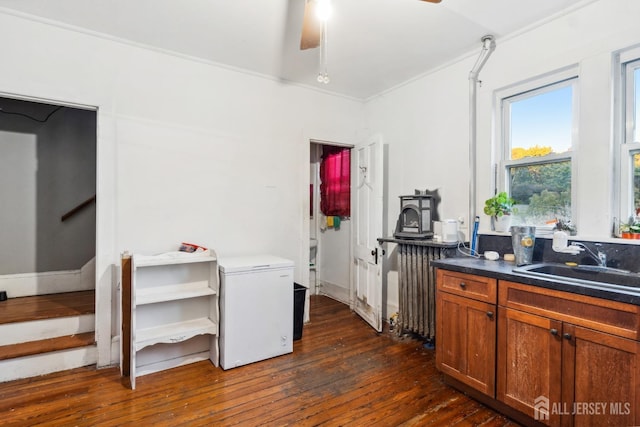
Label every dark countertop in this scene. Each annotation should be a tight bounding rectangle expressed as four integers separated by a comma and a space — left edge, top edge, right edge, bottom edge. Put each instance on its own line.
432, 257, 640, 306
377, 237, 459, 248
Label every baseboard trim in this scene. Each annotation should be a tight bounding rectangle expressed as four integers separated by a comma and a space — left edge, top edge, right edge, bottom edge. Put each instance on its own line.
0, 258, 95, 298
317, 280, 350, 305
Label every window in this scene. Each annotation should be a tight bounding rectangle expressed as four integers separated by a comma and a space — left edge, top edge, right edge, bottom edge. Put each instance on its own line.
498, 70, 578, 227
619, 53, 640, 220
634, 152, 640, 210
319, 146, 350, 217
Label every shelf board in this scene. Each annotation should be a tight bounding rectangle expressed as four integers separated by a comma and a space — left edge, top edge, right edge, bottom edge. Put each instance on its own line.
136, 351, 211, 378
135, 317, 217, 351
134, 254, 216, 267
136, 282, 216, 305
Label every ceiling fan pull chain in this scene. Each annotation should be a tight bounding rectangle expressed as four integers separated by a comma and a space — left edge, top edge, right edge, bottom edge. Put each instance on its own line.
317, 20, 330, 84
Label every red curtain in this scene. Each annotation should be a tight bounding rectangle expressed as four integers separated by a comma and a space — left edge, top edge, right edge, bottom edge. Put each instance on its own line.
320, 146, 351, 217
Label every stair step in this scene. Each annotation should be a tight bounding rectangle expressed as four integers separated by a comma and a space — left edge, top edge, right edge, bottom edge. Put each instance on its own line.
0, 345, 97, 383
0, 332, 95, 361
0, 290, 95, 325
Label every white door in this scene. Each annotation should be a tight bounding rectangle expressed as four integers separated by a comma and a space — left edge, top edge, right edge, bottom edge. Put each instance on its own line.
352, 135, 384, 331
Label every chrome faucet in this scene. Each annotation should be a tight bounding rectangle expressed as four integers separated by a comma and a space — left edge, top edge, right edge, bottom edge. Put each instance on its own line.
572, 242, 606, 268
595, 243, 607, 268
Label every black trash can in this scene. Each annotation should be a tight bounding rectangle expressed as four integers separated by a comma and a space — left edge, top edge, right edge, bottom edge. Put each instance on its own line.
293, 283, 307, 340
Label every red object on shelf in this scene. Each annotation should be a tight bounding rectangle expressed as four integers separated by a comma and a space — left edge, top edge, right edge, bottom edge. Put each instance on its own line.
179, 242, 208, 252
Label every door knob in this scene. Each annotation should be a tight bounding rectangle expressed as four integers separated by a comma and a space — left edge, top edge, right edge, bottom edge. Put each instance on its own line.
550, 328, 558, 336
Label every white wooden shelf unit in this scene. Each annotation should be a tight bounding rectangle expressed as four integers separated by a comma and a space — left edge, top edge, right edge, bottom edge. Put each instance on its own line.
129, 251, 219, 389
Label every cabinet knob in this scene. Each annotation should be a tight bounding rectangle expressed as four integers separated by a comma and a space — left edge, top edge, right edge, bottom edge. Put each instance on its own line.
563, 333, 572, 340
550, 328, 558, 336
459, 282, 467, 289
486, 311, 494, 319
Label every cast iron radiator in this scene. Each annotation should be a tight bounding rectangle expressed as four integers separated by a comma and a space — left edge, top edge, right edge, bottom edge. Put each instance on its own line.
396, 242, 455, 339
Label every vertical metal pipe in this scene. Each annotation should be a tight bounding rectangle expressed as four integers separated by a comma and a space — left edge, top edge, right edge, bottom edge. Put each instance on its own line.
397, 244, 407, 336
469, 35, 496, 228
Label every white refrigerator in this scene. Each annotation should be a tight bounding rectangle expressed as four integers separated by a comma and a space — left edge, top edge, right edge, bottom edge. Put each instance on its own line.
218, 255, 294, 370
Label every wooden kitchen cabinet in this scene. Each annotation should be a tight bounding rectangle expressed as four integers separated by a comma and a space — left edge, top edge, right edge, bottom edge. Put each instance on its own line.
436, 270, 497, 396
562, 323, 639, 427
498, 280, 640, 426
497, 307, 562, 425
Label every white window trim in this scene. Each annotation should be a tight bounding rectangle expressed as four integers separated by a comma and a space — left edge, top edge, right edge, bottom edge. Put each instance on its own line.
615, 45, 640, 222
493, 65, 579, 224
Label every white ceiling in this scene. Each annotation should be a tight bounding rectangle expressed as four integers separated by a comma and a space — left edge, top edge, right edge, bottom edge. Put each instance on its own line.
0, 0, 594, 99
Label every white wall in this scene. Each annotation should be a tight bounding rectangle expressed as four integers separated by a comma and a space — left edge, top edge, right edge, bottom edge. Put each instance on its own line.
318, 219, 351, 302
0, 131, 37, 274
3, 0, 634, 360
0, 11, 364, 366
365, 0, 640, 315
36, 107, 96, 273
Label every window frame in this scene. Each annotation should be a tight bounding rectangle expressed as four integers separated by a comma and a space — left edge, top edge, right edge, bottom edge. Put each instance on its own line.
617, 47, 640, 221
494, 66, 579, 226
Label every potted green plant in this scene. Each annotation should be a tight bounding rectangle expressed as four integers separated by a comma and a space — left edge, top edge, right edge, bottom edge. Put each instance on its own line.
629, 219, 640, 239
555, 218, 577, 236
620, 222, 631, 239
620, 210, 640, 239
484, 191, 516, 232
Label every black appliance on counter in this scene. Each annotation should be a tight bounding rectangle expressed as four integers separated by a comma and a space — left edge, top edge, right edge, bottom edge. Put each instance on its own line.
394, 190, 438, 239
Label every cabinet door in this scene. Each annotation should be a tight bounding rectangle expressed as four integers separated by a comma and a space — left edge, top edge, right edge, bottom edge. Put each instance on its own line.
562, 323, 639, 427
497, 308, 562, 426
436, 290, 496, 396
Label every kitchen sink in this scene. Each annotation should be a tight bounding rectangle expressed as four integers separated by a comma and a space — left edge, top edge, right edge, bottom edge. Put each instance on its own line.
513, 262, 640, 290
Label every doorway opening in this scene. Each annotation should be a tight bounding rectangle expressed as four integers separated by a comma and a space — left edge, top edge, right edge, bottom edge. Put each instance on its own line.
309, 141, 352, 304
0, 95, 97, 297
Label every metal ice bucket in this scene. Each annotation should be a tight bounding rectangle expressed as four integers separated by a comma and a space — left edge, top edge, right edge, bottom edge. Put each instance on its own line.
510, 226, 536, 266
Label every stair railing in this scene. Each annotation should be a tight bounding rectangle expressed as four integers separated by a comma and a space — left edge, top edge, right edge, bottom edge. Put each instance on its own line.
61, 195, 96, 222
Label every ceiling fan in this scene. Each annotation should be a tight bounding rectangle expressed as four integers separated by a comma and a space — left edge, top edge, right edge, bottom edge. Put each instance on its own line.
300, 0, 442, 50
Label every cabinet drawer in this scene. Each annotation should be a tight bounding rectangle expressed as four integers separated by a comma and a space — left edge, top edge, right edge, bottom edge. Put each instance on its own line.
499, 280, 640, 340
437, 269, 497, 303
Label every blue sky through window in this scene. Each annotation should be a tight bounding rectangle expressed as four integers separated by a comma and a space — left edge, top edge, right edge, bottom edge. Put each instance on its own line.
510, 85, 573, 156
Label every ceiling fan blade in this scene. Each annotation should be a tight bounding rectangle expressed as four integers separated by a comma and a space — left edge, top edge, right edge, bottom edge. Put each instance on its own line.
421, 0, 442, 3
300, 0, 321, 50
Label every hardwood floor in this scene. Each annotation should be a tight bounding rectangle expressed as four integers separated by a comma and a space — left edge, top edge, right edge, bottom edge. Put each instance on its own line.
0, 290, 95, 324
0, 295, 519, 426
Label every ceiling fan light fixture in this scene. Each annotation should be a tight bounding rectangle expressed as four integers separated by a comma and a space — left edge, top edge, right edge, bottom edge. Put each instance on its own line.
316, 0, 332, 22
